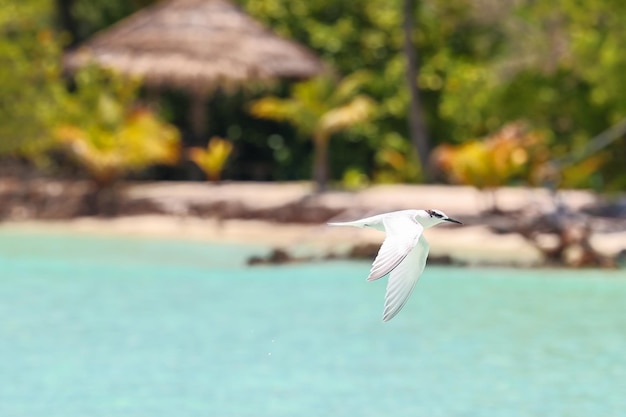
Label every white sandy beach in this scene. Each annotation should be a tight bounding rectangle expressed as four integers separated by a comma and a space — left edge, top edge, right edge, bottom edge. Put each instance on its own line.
2, 182, 624, 266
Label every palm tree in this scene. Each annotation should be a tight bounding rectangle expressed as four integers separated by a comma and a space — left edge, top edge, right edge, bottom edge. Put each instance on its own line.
52, 66, 180, 215
250, 72, 375, 192
55, 106, 180, 214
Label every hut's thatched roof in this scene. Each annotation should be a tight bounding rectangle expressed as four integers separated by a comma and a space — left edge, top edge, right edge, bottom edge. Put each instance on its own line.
64, 0, 325, 92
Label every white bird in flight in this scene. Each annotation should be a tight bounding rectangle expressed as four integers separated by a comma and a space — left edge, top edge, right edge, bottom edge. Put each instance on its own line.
328, 209, 462, 322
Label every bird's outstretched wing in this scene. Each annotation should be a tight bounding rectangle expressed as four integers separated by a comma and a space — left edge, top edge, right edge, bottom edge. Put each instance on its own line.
382, 234, 429, 322
367, 213, 423, 281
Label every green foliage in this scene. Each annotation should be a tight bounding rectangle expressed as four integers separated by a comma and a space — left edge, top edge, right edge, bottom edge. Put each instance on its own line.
250, 73, 376, 190
241, 0, 504, 173
0, 0, 50, 27
432, 120, 607, 190
0, 0, 64, 160
251, 72, 375, 137
433, 0, 626, 188
432, 122, 550, 189
70, 0, 157, 42
241, 0, 626, 189
0, 0, 180, 185
54, 67, 180, 186
2, 0, 626, 189
189, 136, 234, 182
373, 131, 422, 183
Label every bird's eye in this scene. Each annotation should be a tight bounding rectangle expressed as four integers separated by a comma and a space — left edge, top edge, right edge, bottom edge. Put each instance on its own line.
427, 210, 443, 218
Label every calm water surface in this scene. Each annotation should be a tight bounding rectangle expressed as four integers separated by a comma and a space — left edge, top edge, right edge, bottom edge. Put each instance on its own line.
0, 230, 625, 417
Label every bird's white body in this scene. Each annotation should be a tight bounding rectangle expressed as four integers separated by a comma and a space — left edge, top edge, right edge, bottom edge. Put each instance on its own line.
328, 209, 461, 322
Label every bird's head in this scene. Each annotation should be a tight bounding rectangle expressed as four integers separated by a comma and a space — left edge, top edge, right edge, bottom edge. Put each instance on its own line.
417, 209, 462, 228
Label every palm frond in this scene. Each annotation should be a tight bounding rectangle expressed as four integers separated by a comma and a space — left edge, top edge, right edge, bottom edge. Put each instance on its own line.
250, 96, 318, 135
332, 70, 372, 104
319, 95, 375, 135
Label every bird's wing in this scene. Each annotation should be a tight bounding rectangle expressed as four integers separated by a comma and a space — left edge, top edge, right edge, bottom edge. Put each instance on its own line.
382, 234, 429, 322
367, 213, 423, 281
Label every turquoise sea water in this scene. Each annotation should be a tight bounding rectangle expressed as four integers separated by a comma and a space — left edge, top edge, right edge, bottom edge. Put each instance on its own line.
1, 230, 625, 417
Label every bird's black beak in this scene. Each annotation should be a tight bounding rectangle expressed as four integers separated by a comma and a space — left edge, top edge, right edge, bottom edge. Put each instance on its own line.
445, 217, 462, 225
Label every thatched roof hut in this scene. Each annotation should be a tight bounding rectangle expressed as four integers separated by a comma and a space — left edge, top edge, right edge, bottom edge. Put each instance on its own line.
64, 0, 325, 140
64, 0, 325, 93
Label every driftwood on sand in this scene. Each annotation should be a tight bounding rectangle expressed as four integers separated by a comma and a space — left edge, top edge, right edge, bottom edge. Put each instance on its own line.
2, 178, 625, 268
502, 193, 621, 268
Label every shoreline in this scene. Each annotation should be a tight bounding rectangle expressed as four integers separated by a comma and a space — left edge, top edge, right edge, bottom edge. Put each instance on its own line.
1, 181, 625, 268
0, 214, 565, 266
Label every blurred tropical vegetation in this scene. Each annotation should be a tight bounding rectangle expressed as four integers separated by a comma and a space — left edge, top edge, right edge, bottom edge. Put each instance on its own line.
189, 136, 234, 182
53, 66, 180, 187
1, 0, 625, 191
250, 72, 375, 191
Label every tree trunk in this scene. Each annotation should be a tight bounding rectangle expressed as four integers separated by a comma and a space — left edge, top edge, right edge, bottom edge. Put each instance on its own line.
55, 0, 80, 47
403, 0, 432, 181
312, 133, 329, 193
190, 93, 208, 146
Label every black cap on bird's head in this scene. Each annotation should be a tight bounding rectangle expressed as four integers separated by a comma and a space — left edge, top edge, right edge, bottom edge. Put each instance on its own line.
426, 209, 462, 225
